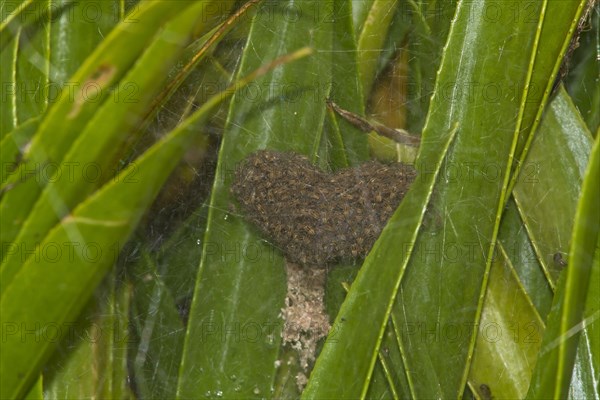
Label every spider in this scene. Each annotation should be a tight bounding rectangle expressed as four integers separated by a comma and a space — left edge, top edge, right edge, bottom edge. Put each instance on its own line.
230, 102, 419, 267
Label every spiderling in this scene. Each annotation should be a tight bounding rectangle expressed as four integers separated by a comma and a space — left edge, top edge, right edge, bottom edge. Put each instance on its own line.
231, 150, 417, 267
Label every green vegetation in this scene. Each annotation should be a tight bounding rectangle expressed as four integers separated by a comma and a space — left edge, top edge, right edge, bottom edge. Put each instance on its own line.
1, 0, 598, 399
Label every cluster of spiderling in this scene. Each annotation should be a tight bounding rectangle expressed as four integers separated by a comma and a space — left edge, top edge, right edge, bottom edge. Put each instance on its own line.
231, 150, 417, 267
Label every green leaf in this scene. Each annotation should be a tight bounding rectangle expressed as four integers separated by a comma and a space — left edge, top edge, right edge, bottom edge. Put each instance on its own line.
135, 0, 241, 134
0, 0, 124, 267
569, 241, 599, 398
13, 0, 49, 125
468, 84, 595, 400
1, 0, 596, 396
49, 0, 123, 85
406, 0, 457, 134
130, 251, 185, 400
346, 1, 585, 398
565, 4, 600, 134
498, 198, 553, 318
156, 206, 211, 304
176, 1, 335, 398
23, 376, 42, 400
0, 0, 195, 250
0, 27, 19, 138
513, 86, 595, 288
43, 272, 130, 400
303, 124, 459, 398
509, 0, 592, 189
0, 51, 258, 398
527, 132, 600, 399
467, 244, 544, 399
1, 1, 218, 293
355, 0, 400, 98
326, 0, 369, 166
0, 117, 39, 186
0, 0, 37, 49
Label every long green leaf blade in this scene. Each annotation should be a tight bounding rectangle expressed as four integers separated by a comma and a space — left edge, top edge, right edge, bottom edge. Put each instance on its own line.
514, 86, 595, 288
176, 1, 338, 397
392, 1, 584, 398
303, 124, 458, 398
0, 1, 214, 293
0, 60, 264, 399
0, 0, 194, 250
527, 132, 600, 399
468, 87, 595, 397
